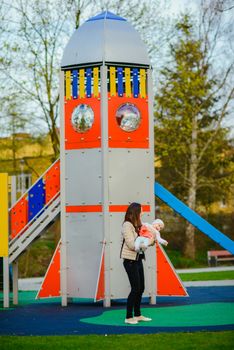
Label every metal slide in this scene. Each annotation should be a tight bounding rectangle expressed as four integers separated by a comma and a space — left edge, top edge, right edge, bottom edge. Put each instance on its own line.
155, 182, 234, 255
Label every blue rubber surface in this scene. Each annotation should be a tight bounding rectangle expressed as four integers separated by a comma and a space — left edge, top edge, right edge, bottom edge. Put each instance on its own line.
0, 287, 234, 336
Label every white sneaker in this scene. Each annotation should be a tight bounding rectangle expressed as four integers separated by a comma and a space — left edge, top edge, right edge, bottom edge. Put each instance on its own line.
134, 315, 152, 322
125, 318, 138, 325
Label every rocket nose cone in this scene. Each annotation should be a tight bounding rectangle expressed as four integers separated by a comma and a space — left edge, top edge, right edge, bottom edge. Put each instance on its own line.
86, 11, 126, 22
61, 12, 150, 68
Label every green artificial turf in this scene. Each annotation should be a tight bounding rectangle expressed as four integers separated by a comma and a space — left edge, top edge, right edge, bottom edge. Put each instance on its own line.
0, 290, 96, 310
179, 270, 234, 281
80, 302, 234, 327
0, 332, 234, 350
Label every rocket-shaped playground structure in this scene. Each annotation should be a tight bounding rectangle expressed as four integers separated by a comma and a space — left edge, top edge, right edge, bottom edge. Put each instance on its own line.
1, 12, 234, 308
59, 10, 166, 306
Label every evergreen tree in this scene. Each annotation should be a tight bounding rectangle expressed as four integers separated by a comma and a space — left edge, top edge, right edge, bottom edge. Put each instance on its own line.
155, 15, 234, 259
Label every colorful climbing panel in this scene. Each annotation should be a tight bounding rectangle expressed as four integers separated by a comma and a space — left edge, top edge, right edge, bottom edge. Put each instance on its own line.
28, 178, 45, 221
45, 160, 60, 203
156, 243, 188, 297
11, 196, 28, 239
10, 159, 60, 240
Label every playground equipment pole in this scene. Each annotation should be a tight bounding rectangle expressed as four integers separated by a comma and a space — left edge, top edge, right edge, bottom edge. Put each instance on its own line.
100, 65, 111, 307
12, 261, 18, 305
10, 175, 19, 305
60, 70, 68, 307
147, 69, 156, 305
3, 257, 9, 308
0, 173, 9, 308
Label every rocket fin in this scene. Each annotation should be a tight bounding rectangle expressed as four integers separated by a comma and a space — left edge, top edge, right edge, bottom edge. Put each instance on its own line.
36, 240, 61, 299
156, 243, 188, 297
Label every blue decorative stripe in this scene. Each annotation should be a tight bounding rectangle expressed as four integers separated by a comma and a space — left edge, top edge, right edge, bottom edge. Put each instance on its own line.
117, 67, 124, 97
28, 178, 45, 221
87, 11, 126, 22
72, 70, 78, 99
132, 68, 139, 98
86, 68, 92, 98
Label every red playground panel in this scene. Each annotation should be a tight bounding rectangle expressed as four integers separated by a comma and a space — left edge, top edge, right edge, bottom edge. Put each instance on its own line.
95, 246, 105, 302
156, 243, 188, 296
45, 160, 60, 204
37, 240, 61, 298
11, 196, 28, 239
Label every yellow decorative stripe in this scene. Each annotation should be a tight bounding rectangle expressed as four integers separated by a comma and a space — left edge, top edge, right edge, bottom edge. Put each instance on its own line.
79, 69, 85, 98
125, 68, 131, 97
0, 173, 8, 257
65, 71, 71, 100
93, 67, 99, 97
110, 67, 116, 96
139, 69, 146, 98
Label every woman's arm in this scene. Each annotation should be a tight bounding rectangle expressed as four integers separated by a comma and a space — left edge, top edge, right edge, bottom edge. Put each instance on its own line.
122, 222, 136, 251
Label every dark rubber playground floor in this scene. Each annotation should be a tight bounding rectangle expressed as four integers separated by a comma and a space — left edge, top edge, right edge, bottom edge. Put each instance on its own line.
0, 286, 234, 335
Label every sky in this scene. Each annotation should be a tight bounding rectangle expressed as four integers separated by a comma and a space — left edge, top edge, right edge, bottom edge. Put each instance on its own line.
170, 0, 198, 14
1, 0, 233, 136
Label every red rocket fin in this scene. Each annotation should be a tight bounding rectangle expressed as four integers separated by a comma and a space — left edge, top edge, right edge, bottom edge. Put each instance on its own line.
94, 243, 105, 302
156, 243, 188, 296
36, 240, 61, 299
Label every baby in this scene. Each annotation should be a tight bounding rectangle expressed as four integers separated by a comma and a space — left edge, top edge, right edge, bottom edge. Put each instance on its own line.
134, 219, 168, 252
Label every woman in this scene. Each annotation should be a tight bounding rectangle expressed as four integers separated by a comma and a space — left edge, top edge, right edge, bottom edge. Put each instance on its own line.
120, 202, 154, 325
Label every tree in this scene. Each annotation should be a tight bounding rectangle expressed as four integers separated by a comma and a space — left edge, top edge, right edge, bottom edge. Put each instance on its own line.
0, 0, 170, 159
155, 14, 234, 259
0, 94, 28, 172
0, 0, 72, 158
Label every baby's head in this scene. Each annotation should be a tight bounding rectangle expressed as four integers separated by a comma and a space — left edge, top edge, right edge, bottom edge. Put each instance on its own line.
152, 219, 164, 231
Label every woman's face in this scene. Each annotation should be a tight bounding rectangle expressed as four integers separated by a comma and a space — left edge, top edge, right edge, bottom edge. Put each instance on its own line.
140, 207, 143, 217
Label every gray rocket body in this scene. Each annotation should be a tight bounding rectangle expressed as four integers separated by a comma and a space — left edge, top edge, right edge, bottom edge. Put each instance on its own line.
60, 11, 155, 306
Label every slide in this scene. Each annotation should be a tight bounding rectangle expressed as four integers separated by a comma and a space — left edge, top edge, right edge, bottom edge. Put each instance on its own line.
155, 182, 234, 255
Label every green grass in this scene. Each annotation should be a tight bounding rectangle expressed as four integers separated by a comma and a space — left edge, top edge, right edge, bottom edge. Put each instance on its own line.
166, 249, 208, 268
179, 270, 234, 281
0, 332, 234, 350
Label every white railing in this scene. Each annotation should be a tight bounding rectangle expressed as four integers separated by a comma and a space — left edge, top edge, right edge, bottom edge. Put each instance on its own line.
9, 194, 61, 263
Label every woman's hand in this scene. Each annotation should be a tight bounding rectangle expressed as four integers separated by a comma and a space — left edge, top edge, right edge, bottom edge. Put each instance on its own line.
139, 243, 147, 251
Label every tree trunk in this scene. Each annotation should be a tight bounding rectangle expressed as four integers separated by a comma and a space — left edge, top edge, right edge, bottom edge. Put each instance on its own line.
184, 116, 198, 259
49, 108, 60, 160
50, 126, 60, 159
12, 114, 17, 173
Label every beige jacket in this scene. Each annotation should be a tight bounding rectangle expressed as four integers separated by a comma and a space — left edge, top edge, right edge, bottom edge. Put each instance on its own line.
120, 221, 138, 260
